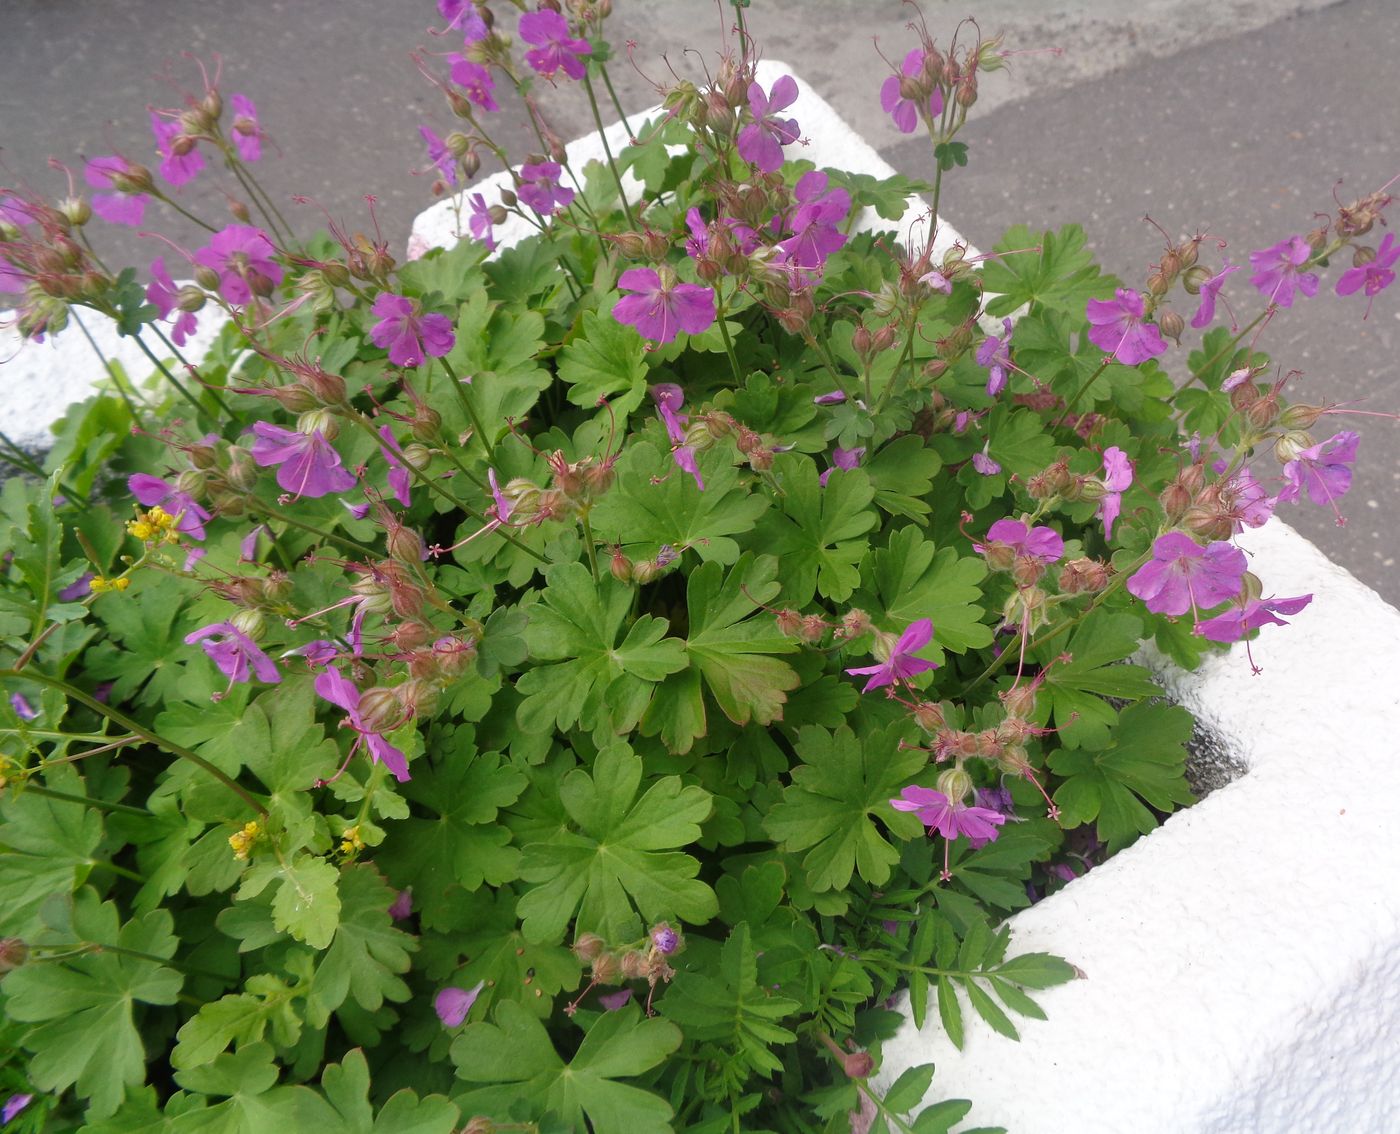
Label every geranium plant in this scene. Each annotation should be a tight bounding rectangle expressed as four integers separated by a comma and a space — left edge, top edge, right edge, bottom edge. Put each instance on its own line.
1, 1, 1394, 1131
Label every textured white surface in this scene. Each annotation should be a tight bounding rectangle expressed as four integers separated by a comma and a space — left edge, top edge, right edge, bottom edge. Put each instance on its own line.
877, 516, 1400, 1133
0, 303, 228, 450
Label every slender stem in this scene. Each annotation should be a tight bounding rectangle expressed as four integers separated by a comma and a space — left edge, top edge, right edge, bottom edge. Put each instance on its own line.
580, 511, 600, 582
17, 785, 151, 818
1, 668, 268, 817
229, 161, 294, 247
598, 62, 635, 141
242, 497, 378, 559
0, 429, 47, 479
150, 189, 220, 233
130, 333, 211, 417
716, 299, 744, 385
89, 857, 145, 882
1067, 356, 1112, 413
435, 438, 489, 492
32, 736, 145, 769
440, 357, 497, 462
581, 70, 637, 229
234, 162, 296, 245
70, 308, 144, 419
36, 940, 236, 983
1176, 309, 1269, 395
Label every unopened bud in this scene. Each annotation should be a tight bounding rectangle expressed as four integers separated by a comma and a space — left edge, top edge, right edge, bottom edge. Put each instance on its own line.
0, 937, 29, 973
1157, 310, 1185, 344
59, 196, 92, 227
1182, 506, 1233, 542
609, 548, 634, 583
1273, 429, 1314, 463
591, 951, 621, 984
1011, 554, 1046, 588
194, 264, 221, 290
573, 933, 606, 963
1278, 402, 1324, 430
913, 701, 945, 732
1352, 244, 1378, 268
411, 406, 443, 443
840, 609, 871, 639
387, 524, 425, 564
983, 541, 1017, 573
955, 76, 978, 107
225, 447, 259, 492
175, 469, 207, 499
936, 765, 973, 803
799, 614, 826, 643
356, 687, 402, 733
261, 572, 292, 602
229, 199, 252, 223
400, 442, 434, 470
1146, 271, 1170, 297
1304, 226, 1328, 253
1160, 482, 1192, 522
499, 188, 517, 208
619, 949, 648, 980
297, 408, 338, 439
1182, 265, 1212, 295
775, 609, 803, 637
1245, 391, 1280, 431
610, 231, 647, 259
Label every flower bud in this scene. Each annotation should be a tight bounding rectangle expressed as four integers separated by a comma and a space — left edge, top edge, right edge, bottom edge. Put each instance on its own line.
297, 408, 338, 439
410, 405, 443, 443
1352, 244, 1378, 268
619, 949, 648, 980
840, 1050, 876, 1079
400, 442, 434, 470
1305, 226, 1329, 253
223, 608, 264, 642
1011, 554, 1046, 588
799, 614, 827, 643
1240, 570, 1264, 603
499, 188, 517, 208
1182, 505, 1233, 542
387, 524, 426, 565
59, 196, 92, 227
998, 743, 1033, 778
775, 609, 802, 637
955, 76, 978, 108
913, 700, 945, 732
936, 765, 973, 803
1273, 429, 1314, 463
194, 264, 221, 291
1159, 481, 1192, 522
0, 937, 29, 973
1000, 682, 1039, 719
397, 678, 439, 719
356, 687, 402, 733
1245, 391, 1281, 432
229, 198, 252, 223
1182, 265, 1212, 295
983, 541, 1017, 573
225, 447, 259, 492
573, 933, 606, 963
591, 951, 621, 984
840, 608, 871, 639
609, 547, 634, 583
1278, 402, 1324, 430
1157, 310, 1185, 344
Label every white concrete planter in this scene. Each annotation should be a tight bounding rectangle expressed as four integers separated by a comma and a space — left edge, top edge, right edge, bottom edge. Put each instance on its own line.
417, 65, 1400, 1134
7, 60, 1397, 1134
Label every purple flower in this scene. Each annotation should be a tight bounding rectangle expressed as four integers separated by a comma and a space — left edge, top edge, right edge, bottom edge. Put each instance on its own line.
9, 692, 38, 720
2, 1094, 33, 1124
128, 473, 210, 539
846, 618, 938, 692
467, 192, 496, 251
378, 426, 413, 506
819, 446, 865, 487
59, 572, 94, 601
434, 982, 484, 1028
977, 317, 1014, 396
519, 10, 591, 81
192, 225, 283, 305
440, 0, 487, 40
891, 786, 1006, 844
146, 257, 199, 346
599, 988, 634, 1012
1099, 446, 1134, 540
1278, 431, 1359, 514
1190, 261, 1241, 330
229, 94, 263, 163
971, 447, 1002, 476
487, 468, 513, 523
85, 155, 148, 226
813, 390, 847, 406
651, 383, 688, 443
250, 422, 357, 498
449, 57, 499, 112
1126, 532, 1247, 617
1336, 233, 1398, 317
777, 171, 850, 273
186, 622, 281, 688
517, 160, 574, 215
920, 268, 953, 294
420, 126, 458, 187
239, 525, 269, 563
881, 49, 943, 134
672, 445, 705, 491
1196, 593, 1313, 643
288, 639, 340, 668
651, 923, 679, 954
738, 75, 801, 173
1248, 235, 1319, 309
1223, 467, 1275, 531
984, 519, 1064, 564
314, 668, 411, 781
388, 887, 414, 920
613, 267, 716, 345
975, 785, 1016, 816
150, 112, 205, 187
369, 292, 456, 367
1085, 289, 1168, 365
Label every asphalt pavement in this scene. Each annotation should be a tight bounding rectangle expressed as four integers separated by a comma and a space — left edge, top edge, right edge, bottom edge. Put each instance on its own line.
2, 0, 1395, 603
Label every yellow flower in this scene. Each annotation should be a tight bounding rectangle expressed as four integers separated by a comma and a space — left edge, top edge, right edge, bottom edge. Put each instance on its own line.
338, 824, 364, 856
228, 820, 262, 861
89, 576, 130, 594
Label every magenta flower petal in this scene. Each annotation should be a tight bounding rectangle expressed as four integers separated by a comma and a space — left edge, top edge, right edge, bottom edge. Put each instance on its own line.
250, 423, 356, 498
229, 93, 263, 163
185, 622, 281, 685
613, 268, 715, 345
192, 224, 282, 305
1248, 235, 1319, 309
434, 982, 484, 1028
1127, 532, 1247, 616
1085, 289, 1167, 365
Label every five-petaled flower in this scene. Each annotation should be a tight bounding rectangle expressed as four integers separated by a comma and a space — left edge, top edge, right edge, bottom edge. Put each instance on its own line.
1195, 593, 1313, 644
1085, 288, 1167, 365
977, 317, 1015, 396
1278, 430, 1358, 521
982, 518, 1065, 565
151, 112, 205, 186
846, 618, 938, 692
250, 422, 357, 499
314, 667, 411, 781
450, 56, 499, 112
519, 10, 591, 81
186, 622, 281, 693
468, 192, 497, 251
146, 257, 199, 346
819, 445, 865, 487
890, 785, 1006, 845
369, 292, 455, 367
776, 171, 850, 275
738, 75, 801, 173
420, 125, 458, 187
193, 224, 283, 304
1336, 232, 1398, 317
228, 93, 264, 163
1099, 446, 1134, 540
880, 49, 943, 134
1126, 532, 1247, 617
1248, 235, 1319, 308
85, 155, 149, 227
517, 160, 574, 215
1189, 261, 1240, 329
613, 266, 716, 345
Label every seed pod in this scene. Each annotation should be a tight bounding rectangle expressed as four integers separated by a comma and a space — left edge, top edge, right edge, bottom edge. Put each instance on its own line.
230, 608, 265, 641
573, 933, 606, 963
913, 701, 945, 732
936, 765, 973, 803
356, 687, 402, 733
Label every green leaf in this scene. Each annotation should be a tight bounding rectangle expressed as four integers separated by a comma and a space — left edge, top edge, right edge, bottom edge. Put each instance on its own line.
1049, 701, 1195, 850
452, 1001, 680, 1133
515, 562, 688, 736
557, 306, 649, 416
658, 922, 799, 1086
590, 438, 770, 564
884, 1063, 936, 1115
980, 224, 1114, 317
321, 1048, 460, 1134
764, 722, 925, 893
756, 455, 877, 604
1037, 611, 1159, 747
0, 765, 103, 937
518, 742, 716, 942
861, 526, 992, 653
307, 864, 416, 1025
865, 434, 942, 520
170, 1043, 337, 1132
171, 974, 304, 1070
83, 573, 192, 708
237, 855, 341, 950
375, 749, 526, 929
5, 892, 183, 1118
